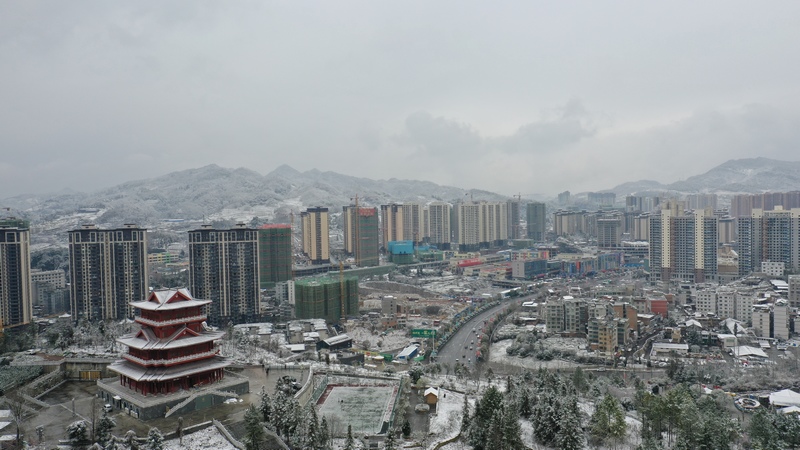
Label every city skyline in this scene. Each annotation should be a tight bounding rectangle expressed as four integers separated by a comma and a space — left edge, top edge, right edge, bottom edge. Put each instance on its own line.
2, 2, 800, 198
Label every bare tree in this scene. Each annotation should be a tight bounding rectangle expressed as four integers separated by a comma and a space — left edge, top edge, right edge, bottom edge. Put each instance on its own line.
4, 390, 27, 446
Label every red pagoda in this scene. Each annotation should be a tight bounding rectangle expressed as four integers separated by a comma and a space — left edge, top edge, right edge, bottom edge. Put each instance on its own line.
109, 288, 229, 396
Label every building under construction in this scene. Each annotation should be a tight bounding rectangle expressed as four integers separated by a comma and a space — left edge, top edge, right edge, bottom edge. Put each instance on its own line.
343, 206, 379, 267
258, 224, 293, 288
294, 276, 359, 323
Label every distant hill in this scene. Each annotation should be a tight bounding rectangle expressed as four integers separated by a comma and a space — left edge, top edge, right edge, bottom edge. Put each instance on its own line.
0, 164, 507, 233
604, 157, 800, 196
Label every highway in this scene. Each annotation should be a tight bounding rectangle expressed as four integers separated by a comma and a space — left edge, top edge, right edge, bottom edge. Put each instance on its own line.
435, 301, 510, 370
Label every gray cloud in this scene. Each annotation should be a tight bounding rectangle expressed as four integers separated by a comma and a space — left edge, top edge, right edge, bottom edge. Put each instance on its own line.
1, 2, 800, 198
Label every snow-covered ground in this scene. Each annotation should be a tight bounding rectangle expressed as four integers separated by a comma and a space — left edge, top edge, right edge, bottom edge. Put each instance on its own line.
163, 424, 236, 450
346, 327, 413, 352
489, 340, 582, 370
427, 388, 471, 450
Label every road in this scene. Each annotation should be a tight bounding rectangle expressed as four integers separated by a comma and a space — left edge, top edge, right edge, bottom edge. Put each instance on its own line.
435, 302, 510, 370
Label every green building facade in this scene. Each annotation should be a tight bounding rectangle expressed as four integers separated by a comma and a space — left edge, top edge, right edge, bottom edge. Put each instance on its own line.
295, 276, 359, 323
258, 224, 293, 289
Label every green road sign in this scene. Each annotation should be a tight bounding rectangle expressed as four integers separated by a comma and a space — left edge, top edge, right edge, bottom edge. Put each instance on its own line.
411, 329, 436, 338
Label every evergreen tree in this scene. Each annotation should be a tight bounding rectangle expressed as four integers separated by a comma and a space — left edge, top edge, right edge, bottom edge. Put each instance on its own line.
320, 417, 331, 450
590, 394, 627, 447
95, 409, 117, 448
460, 395, 471, 435
244, 405, 266, 450
305, 404, 321, 449
555, 396, 584, 450
749, 409, 784, 450
67, 420, 90, 449
468, 385, 503, 449
384, 429, 397, 450
517, 388, 532, 419
259, 386, 272, 424
402, 419, 412, 438
344, 424, 355, 450
636, 435, 664, 450
124, 430, 139, 450
145, 427, 164, 450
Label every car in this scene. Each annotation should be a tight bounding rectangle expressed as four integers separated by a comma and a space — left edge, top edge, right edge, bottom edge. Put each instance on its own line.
104, 404, 113, 413
455, 359, 459, 363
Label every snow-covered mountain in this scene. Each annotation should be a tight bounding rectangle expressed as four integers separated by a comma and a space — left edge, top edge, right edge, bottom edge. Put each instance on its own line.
1, 164, 507, 233
605, 157, 800, 196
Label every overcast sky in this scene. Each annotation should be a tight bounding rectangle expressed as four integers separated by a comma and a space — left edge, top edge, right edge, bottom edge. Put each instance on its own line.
2, 1, 800, 198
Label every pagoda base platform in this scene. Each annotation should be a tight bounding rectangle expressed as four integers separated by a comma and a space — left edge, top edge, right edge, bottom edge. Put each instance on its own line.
97, 370, 249, 421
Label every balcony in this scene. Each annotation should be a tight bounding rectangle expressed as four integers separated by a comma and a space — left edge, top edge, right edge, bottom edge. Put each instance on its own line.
123, 349, 219, 367
135, 314, 207, 327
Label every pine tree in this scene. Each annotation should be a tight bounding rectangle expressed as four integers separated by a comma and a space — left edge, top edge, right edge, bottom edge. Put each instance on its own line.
344, 424, 355, 450
590, 394, 627, 447
244, 405, 266, 450
96, 409, 117, 448
749, 409, 784, 450
555, 397, 584, 450
124, 430, 139, 450
460, 395, 471, 435
305, 404, 321, 449
320, 417, 331, 450
259, 386, 272, 424
146, 427, 164, 450
402, 419, 412, 438
67, 420, 90, 449
469, 386, 503, 449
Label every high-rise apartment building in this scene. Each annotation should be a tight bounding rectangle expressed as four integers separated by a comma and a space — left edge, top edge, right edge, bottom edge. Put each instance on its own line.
456, 201, 508, 252
686, 194, 718, 210
402, 202, 425, 244
526, 202, 546, 241
507, 199, 521, 240
343, 206, 379, 267
737, 208, 800, 277
789, 275, 800, 309
188, 224, 259, 325
301, 207, 330, 265
257, 224, 292, 289
648, 203, 718, 283
0, 219, 32, 329
587, 192, 616, 207
597, 215, 622, 249
426, 202, 452, 249
380, 204, 404, 248
731, 191, 800, 218
68, 224, 148, 321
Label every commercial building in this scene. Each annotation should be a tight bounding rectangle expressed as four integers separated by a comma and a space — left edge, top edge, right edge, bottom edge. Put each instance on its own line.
343, 206, 380, 267
294, 276, 358, 323
426, 202, 452, 249
649, 203, 718, 283
188, 224, 259, 325
69, 224, 148, 321
257, 224, 292, 288
526, 202, 546, 241
0, 219, 32, 329
301, 207, 330, 265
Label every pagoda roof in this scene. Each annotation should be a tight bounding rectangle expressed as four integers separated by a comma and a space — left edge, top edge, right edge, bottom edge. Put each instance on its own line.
131, 288, 211, 311
118, 326, 225, 350
108, 356, 230, 382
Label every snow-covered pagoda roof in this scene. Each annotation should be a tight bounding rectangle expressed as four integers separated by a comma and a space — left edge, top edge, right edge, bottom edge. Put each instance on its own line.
108, 356, 230, 382
130, 288, 211, 311
118, 326, 225, 351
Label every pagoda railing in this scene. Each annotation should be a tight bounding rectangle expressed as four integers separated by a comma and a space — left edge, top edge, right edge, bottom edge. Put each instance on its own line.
122, 349, 219, 367
135, 314, 207, 328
